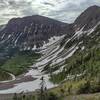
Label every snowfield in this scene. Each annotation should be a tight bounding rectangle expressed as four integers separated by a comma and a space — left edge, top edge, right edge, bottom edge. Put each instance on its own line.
0, 69, 56, 94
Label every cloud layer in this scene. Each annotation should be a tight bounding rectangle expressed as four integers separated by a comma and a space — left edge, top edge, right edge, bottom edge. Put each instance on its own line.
0, 0, 100, 24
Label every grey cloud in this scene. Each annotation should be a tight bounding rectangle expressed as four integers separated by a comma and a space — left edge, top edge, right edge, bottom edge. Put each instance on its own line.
43, 2, 55, 7
0, 0, 33, 24
0, 0, 100, 25
48, 0, 100, 23
20, 7, 36, 16
8, 1, 30, 9
2, 13, 17, 17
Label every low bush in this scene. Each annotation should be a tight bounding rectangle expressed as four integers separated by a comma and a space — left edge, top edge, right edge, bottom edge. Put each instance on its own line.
77, 79, 100, 94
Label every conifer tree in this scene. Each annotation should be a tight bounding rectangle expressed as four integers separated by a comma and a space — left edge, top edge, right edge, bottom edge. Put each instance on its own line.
40, 76, 47, 100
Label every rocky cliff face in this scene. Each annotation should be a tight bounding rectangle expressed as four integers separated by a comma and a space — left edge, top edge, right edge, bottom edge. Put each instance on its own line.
0, 15, 73, 50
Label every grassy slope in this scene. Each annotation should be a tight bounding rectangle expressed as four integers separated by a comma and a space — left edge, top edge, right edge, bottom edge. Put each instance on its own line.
0, 51, 41, 76
48, 79, 100, 100
64, 93, 100, 100
0, 70, 11, 81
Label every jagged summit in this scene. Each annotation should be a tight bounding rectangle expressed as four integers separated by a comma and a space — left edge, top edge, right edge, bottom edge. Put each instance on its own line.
74, 5, 100, 30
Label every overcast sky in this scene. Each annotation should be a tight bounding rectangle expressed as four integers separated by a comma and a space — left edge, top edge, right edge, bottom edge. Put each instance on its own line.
0, 0, 100, 25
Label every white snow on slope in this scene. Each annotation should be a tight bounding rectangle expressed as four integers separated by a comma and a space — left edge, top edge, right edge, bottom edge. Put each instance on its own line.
40, 35, 65, 50
0, 69, 56, 94
32, 45, 37, 51
1, 33, 5, 39
87, 22, 100, 36
15, 33, 23, 46
52, 45, 78, 65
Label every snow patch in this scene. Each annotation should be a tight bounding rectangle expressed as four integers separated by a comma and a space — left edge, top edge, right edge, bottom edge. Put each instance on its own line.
32, 45, 37, 51
81, 46, 85, 50
15, 33, 23, 46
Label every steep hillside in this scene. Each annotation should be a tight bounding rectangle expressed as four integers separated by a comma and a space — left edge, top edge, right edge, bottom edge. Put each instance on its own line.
32, 5, 100, 76
49, 24, 100, 83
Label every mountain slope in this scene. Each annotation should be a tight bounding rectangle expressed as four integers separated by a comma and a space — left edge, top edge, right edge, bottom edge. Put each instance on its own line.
74, 5, 100, 31
0, 15, 73, 50
32, 5, 100, 74
30, 6, 100, 84
0, 5, 100, 94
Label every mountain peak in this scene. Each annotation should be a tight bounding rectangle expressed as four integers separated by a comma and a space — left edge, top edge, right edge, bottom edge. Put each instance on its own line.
74, 5, 100, 31
87, 5, 100, 10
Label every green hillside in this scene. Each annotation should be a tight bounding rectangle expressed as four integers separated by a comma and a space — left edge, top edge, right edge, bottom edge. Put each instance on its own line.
0, 51, 41, 77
